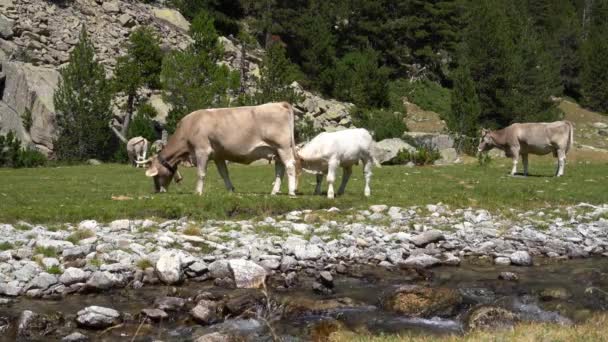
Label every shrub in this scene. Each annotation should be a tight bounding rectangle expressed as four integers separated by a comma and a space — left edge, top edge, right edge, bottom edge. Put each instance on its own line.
328, 49, 390, 108
352, 108, 407, 141
390, 145, 441, 166
390, 79, 451, 118
295, 116, 321, 143
53, 27, 115, 161
478, 152, 492, 167
0, 131, 46, 168
128, 103, 158, 142
0, 242, 13, 251
21, 108, 33, 132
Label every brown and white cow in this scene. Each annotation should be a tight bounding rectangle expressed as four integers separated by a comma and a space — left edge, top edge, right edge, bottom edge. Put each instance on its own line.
137, 102, 298, 195
478, 121, 574, 177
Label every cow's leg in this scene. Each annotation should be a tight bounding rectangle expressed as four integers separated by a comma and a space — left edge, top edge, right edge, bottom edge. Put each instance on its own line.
363, 158, 373, 197
314, 174, 323, 195
337, 166, 352, 196
271, 160, 285, 195
556, 149, 566, 177
509, 148, 519, 176
194, 152, 209, 195
522, 153, 529, 176
215, 159, 235, 192
326, 159, 339, 199
277, 149, 297, 196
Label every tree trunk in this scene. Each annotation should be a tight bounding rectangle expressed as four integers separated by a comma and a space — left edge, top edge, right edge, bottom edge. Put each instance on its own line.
120, 93, 135, 138
109, 121, 128, 144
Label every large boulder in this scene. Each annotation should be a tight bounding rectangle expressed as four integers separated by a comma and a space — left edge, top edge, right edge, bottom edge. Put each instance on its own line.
403, 132, 455, 151
153, 8, 190, 32
372, 138, 416, 164
291, 82, 354, 132
383, 285, 462, 317
0, 62, 59, 154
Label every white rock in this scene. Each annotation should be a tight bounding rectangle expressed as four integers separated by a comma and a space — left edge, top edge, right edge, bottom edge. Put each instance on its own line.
401, 254, 441, 268
370, 205, 388, 213
228, 259, 267, 288
76, 306, 120, 328
78, 220, 98, 231
109, 219, 130, 231
155, 251, 183, 284
510, 251, 532, 266
59, 267, 88, 285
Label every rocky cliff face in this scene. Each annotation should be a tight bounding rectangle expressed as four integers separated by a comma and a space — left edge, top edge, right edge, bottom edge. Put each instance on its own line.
0, 0, 356, 154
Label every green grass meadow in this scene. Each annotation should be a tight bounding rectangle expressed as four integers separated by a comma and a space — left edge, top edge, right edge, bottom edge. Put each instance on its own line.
0, 157, 607, 223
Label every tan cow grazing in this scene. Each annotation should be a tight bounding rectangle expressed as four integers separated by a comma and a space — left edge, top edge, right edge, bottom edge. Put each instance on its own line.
126, 136, 149, 167
477, 121, 574, 177
137, 102, 298, 195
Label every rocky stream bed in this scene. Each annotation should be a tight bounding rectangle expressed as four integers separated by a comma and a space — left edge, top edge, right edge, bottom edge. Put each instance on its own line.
1, 203, 608, 341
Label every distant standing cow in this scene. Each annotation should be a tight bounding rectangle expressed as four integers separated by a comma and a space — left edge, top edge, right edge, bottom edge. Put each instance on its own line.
127, 137, 149, 167
296, 128, 379, 198
478, 121, 574, 177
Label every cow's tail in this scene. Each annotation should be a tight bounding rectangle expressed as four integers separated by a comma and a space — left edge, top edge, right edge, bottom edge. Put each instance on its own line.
565, 120, 575, 154
286, 102, 297, 158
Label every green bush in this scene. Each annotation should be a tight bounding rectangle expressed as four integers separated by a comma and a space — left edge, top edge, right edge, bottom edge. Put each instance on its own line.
352, 108, 407, 141
389, 145, 441, 166
128, 103, 158, 142
0, 131, 46, 168
478, 152, 492, 167
295, 116, 321, 143
390, 79, 451, 118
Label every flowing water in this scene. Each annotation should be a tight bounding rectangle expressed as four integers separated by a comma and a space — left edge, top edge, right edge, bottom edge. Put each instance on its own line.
2, 258, 608, 341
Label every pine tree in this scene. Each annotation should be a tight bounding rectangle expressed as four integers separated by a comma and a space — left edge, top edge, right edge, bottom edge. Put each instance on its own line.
508, 5, 562, 122
329, 49, 390, 108
448, 61, 480, 138
464, 0, 517, 127
128, 103, 158, 142
256, 42, 301, 104
53, 27, 114, 161
161, 12, 239, 132
112, 26, 163, 139
581, 0, 608, 112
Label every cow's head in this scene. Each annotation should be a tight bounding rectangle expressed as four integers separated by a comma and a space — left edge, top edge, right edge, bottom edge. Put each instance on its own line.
477, 128, 495, 152
139, 155, 183, 193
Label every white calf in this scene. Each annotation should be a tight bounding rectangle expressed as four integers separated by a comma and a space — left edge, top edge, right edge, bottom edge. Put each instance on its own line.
296, 128, 378, 199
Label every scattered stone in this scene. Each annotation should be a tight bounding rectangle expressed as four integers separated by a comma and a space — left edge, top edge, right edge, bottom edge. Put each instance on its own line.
465, 305, 518, 331
510, 251, 533, 266
228, 259, 267, 289
318, 271, 334, 288
410, 230, 445, 247
76, 306, 120, 329
154, 296, 185, 311
494, 257, 511, 266
540, 287, 571, 301
62, 332, 89, 342
59, 267, 87, 286
195, 332, 236, 342
498, 272, 519, 281
141, 308, 168, 321
155, 251, 183, 285
190, 299, 220, 324
400, 254, 441, 268
208, 260, 231, 279
384, 285, 462, 317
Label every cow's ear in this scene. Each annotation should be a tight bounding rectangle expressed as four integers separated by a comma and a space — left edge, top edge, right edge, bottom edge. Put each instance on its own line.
145, 167, 158, 177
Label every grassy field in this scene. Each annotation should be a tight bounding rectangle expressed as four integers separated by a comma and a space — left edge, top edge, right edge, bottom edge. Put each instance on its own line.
0, 156, 607, 223
328, 314, 608, 342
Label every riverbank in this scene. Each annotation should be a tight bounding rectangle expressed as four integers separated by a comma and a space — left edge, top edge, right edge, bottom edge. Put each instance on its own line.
1, 203, 608, 299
